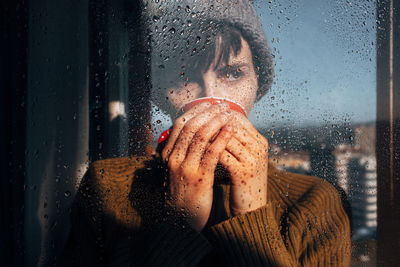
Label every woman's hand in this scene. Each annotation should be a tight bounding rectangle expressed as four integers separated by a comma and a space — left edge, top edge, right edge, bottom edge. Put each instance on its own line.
161, 102, 233, 232
220, 111, 268, 216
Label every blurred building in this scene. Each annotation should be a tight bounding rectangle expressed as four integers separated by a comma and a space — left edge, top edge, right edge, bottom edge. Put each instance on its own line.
348, 155, 377, 239
334, 144, 377, 240
270, 145, 311, 174
334, 143, 355, 194
354, 124, 376, 155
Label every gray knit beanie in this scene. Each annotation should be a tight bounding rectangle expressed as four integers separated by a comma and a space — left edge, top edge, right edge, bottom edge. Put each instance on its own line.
145, 0, 274, 109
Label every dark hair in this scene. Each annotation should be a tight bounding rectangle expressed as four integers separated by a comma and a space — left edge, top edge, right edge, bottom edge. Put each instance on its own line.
180, 24, 245, 90
152, 23, 258, 111
192, 26, 242, 73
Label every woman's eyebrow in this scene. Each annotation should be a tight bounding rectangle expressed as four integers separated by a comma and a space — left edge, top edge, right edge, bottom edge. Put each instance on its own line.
217, 63, 249, 70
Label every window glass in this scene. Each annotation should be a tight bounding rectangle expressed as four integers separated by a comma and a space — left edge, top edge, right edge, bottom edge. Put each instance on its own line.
22, 0, 378, 265
149, 0, 377, 265
252, 1, 377, 265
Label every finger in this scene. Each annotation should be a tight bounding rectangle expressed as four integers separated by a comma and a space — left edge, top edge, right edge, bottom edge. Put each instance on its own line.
219, 150, 241, 174
229, 112, 268, 153
225, 137, 253, 162
162, 102, 212, 161
184, 113, 232, 168
232, 111, 268, 144
199, 125, 233, 176
163, 103, 230, 162
168, 103, 230, 165
231, 111, 260, 137
228, 124, 260, 153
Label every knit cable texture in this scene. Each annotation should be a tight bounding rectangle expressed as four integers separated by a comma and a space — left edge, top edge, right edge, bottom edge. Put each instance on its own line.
62, 156, 351, 267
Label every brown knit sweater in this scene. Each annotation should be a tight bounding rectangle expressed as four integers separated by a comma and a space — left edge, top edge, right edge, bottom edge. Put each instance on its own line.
62, 156, 351, 266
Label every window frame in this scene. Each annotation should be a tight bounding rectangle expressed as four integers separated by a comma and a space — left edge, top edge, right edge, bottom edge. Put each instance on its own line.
376, 0, 400, 264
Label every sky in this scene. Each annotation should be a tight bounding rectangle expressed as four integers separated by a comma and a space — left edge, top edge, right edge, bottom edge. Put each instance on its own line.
250, 0, 376, 127
151, 0, 377, 135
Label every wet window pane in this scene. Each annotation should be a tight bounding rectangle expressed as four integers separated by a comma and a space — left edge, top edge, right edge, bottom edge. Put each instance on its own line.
6, 0, 400, 266
251, 1, 377, 265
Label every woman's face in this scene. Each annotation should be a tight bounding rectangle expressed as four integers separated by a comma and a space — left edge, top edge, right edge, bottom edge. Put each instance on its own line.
167, 35, 258, 116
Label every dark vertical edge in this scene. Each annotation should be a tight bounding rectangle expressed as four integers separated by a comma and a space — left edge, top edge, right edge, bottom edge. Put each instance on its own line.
89, 0, 109, 161
376, 0, 400, 265
392, 0, 400, 205
125, 0, 152, 156
393, 0, 400, 209
0, 0, 28, 266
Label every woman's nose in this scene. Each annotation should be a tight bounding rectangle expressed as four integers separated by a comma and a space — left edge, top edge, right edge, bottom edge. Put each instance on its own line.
203, 85, 216, 98
201, 72, 220, 98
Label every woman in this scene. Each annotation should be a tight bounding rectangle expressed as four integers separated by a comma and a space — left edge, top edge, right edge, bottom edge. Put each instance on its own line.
63, 1, 351, 266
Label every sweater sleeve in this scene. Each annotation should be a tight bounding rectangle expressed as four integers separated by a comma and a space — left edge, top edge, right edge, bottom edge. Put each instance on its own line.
64, 157, 215, 267
61, 170, 105, 267
206, 182, 351, 266
108, 218, 213, 267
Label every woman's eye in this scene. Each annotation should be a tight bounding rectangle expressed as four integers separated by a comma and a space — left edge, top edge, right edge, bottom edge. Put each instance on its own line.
222, 68, 242, 81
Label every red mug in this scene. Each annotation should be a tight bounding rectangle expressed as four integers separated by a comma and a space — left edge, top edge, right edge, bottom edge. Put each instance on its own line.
158, 97, 246, 145
182, 97, 246, 116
